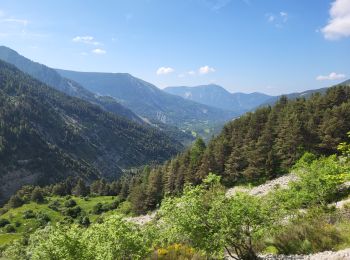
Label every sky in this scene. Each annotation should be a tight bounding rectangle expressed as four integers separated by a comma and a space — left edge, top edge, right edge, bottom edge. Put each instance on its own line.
0, 0, 349, 95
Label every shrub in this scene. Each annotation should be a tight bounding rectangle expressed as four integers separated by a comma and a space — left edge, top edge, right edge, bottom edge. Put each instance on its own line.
31, 188, 44, 203
15, 221, 21, 227
0, 218, 10, 227
64, 199, 77, 208
92, 203, 103, 215
151, 244, 205, 260
77, 216, 91, 227
48, 200, 61, 211
23, 210, 36, 219
36, 212, 51, 226
4, 224, 16, 233
272, 208, 343, 254
8, 195, 24, 208
62, 206, 82, 218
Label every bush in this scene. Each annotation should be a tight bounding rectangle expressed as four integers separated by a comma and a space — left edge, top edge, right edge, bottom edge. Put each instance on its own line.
23, 210, 36, 219
8, 195, 24, 208
36, 212, 51, 226
64, 199, 77, 208
117, 201, 132, 215
62, 206, 82, 218
92, 203, 103, 215
4, 224, 16, 233
15, 221, 21, 227
77, 216, 90, 227
151, 244, 205, 260
272, 208, 343, 254
48, 200, 61, 211
0, 218, 10, 227
31, 188, 44, 203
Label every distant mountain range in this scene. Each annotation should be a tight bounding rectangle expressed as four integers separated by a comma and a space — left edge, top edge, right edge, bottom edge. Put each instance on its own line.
262, 87, 329, 106
165, 82, 350, 113
164, 84, 273, 113
56, 70, 237, 135
0, 60, 182, 203
0, 46, 143, 124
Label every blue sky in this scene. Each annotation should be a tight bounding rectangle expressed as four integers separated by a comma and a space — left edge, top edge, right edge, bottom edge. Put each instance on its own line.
0, 0, 349, 95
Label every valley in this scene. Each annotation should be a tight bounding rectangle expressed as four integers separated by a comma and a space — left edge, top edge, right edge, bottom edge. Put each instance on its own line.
0, 1, 349, 258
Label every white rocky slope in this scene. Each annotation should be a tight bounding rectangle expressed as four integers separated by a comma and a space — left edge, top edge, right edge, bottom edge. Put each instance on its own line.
257, 248, 350, 260
226, 174, 299, 198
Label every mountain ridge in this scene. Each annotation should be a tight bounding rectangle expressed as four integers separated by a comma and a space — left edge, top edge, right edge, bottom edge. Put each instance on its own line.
0, 46, 143, 124
164, 84, 273, 113
56, 69, 237, 136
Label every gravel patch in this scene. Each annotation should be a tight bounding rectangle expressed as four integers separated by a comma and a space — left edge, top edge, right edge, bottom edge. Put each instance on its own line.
125, 212, 156, 225
259, 248, 350, 260
226, 174, 299, 198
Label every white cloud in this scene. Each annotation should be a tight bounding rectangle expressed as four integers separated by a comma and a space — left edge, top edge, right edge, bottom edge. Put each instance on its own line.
188, 70, 196, 75
92, 48, 106, 55
156, 67, 174, 75
280, 11, 288, 22
322, 0, 350, 40
199, 65, 215, 74
266, 11, 288, 27
316, 72, 346, 81
73, 36, 101, 45
1, 18, 29, 26
0, 10, 5, 17
201, 0, 232, 11
267, 15, 275, 23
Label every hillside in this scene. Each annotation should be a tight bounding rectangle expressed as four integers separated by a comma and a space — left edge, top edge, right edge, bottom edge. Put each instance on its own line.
262, 87, 329, 107
164, 84, 273, 113
116, 85, 350, 215
56, 70, 237, 133
0, 60, 182, 203
0, 46, 143, 124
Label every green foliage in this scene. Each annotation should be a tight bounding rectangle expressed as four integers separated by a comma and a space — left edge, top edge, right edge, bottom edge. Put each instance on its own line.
4, 224, 16, 233
4, 215, 151, 260
338, 131, 350, 158
64, 199, 77, 208
8, 195, 24, 209
72, 179, 89, 197
152, 244, 205, 260
30, 188, 44, 204
0, 218, 10, 227
158, 174, 275, 259
223, 193, 277, 259
22, 210, 35, 219
62, 206, 82, 219
271, 154, 350, 211
272, 208, 344, 254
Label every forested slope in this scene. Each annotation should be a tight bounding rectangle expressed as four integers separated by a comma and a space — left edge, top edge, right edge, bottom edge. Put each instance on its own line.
0, 60, 182, 203
121, 86, 350, 214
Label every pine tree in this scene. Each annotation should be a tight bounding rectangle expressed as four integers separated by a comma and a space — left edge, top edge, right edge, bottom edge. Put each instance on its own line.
72, 178, 89, 197
31, 187, 44, 203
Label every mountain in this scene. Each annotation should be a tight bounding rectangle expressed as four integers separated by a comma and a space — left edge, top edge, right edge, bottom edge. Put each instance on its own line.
0, 60, 182, 203
339, 79, 350, 86
262, 87, 329, 106
56, 70, 237, 134
0, 46, 143, 124
164, 84, 273, 113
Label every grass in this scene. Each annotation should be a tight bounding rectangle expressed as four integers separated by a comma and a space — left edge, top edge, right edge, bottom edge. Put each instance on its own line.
0, 195, 120, 246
